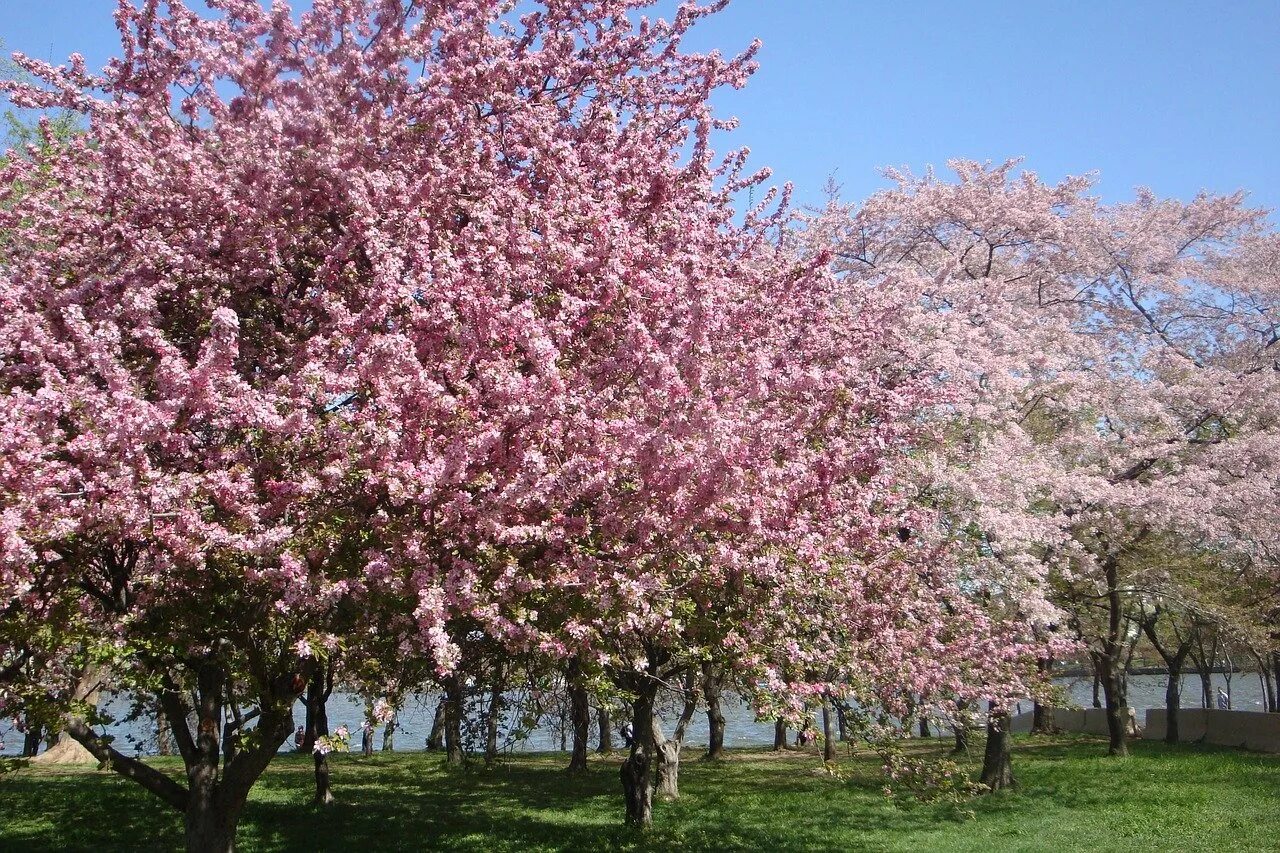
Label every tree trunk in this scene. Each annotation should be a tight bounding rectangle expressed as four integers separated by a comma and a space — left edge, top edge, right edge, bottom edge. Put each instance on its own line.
312, 751, 333, 806
1141, 617, 1191, 746
952, 699, 970, 755
1031, 702, 1055, 734
979, 701, 1015, 791
157, 709, 173, 757
773, 718, 787, 751
485, 686, 502, 764
65, 662, 300, 853
1097, 551, 1129, 757
1091, 668, 1102, 708
184, 790, 242, 853
596, 705, 613, 753
382, 712, 396, 751
567, 659, 590, 772
1098, 654, 1128, 756
620, 685, 658, 827
1164, 668, 1182, 744
443, 676, 464, 764
654, 674, 697, 800
835, 701, 850, 741
21, 723, 43, 757
703, 663, 726, 761
654, 730, 680, 800
1271, 654, 1280, 713
821, 699, 838, 761
918, 715, 931, 739
427, 698, 446, 750
1031, 657, 1053, 734
304, 671, 332, 805
1198, 664, 1212, 708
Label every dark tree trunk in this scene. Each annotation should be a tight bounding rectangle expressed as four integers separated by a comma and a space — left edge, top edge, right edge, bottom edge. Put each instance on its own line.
835, 701, 850, 741
567, 659, 590, 773
1091, 670, 1102, 708
1272, 653, 1280, 712
63, 655, 300, 853
1164, 671, 1182, 744
979, 701, 1015, 791
1198, 667, 1213, 709
485, 676, 503, 764
822, 699, 838, 762
620, 685, 658, 827
1140, 616, 1191, 746
443, 676, 464, 765
156, 709, 173, 757
1031, 701, 1054, 734
1097, 552, 1129, 757
918, 715, 931, 739
184, 792, 242, 853
382, 713, 396, 751
952, 699, 970, 755
703, 662, 726, 760
1097, 654, 1128, 756
596, 705, 613, 753
312, 751, 333, 806
304, 670, 333, 805
22, 723, 43, 757
426, 698, 446, 750
773, 718, 788, 751
1031, 657, 1054, 734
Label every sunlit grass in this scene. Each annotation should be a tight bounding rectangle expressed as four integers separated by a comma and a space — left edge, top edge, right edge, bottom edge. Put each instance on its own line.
3, 735, 1278, 851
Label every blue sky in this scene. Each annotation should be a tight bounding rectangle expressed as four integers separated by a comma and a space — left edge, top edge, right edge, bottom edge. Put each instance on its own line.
2, 0, 1277, 212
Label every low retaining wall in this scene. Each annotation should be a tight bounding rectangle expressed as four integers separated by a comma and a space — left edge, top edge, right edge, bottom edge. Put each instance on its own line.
1144, 708, 1280, 753
1010, 706, 1138, 736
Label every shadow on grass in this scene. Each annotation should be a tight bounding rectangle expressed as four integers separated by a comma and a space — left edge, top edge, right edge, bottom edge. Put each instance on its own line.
5, 737, 1280, 852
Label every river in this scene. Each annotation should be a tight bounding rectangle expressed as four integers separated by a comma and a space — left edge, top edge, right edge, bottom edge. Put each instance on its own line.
1, 672, 1268, 757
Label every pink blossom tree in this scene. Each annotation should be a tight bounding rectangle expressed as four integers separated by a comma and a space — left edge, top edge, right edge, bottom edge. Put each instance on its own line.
2, 2, 1080, 847
808, 159, 1280, 756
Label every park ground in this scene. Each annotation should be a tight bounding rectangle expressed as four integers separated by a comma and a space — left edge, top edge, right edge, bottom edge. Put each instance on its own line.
2, 734, 1278, 851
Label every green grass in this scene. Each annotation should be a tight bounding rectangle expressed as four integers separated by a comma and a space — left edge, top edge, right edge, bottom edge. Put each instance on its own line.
2, 735, 1278, 851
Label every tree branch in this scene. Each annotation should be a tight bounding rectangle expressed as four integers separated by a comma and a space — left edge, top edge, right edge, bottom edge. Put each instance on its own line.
64, 718, 189, 812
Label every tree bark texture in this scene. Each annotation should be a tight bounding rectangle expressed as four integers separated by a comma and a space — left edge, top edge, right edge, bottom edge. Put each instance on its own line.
703, 662, 726, 760
427, 698, 446, 751
620, 686, 658, 827
382, 713, 396, 751
567, 659, 590, 772
979, 701, 1016, 791
596, 705, 613, 753
443, 676, 465, 764
821, 699, 838, 762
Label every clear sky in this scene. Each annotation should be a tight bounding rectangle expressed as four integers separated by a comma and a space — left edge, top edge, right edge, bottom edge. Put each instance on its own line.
2, 1, 1277, 212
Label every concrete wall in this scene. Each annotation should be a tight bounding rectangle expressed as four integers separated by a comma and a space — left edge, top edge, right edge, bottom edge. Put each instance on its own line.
1010, 706, 1138, 736
1144, 708, 1280, 753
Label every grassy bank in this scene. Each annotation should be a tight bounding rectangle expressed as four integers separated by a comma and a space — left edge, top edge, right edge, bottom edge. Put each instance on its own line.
2, 735, 1278, 851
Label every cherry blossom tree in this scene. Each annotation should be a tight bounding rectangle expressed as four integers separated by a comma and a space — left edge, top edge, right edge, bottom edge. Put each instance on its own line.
1, 2, 1098, 846
808, 159, 1280, 757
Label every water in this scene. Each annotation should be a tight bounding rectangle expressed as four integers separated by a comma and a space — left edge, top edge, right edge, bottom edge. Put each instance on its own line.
1, 673, 1268, 757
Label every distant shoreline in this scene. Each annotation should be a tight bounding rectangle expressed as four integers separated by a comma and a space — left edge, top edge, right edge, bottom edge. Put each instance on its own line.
1054, 665, 1256, 679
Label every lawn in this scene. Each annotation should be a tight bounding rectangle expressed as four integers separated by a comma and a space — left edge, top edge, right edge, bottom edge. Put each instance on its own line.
2, 735, 1277, 851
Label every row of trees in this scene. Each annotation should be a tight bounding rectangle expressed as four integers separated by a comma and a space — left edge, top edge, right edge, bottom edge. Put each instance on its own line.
0, 2, 1275, 851
805, 159, 1280, 756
